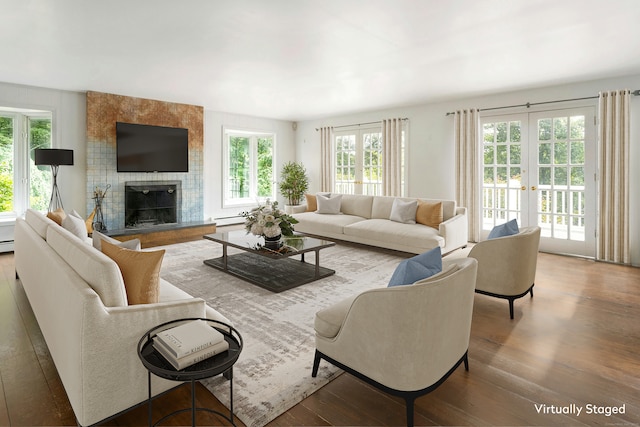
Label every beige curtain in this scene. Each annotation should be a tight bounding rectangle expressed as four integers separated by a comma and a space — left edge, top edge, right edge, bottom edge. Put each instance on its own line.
454, 109, 480, 243
382, 118, 403, 196
319, 126, 333, 192
597, 90, 630, 264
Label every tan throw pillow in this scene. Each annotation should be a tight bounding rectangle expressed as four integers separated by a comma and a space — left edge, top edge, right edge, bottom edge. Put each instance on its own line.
416, 201, 443, 229
101, 240, 165, 305
85, 208, 96, 234
47, 208, 66, 226
305, 194, 317, 212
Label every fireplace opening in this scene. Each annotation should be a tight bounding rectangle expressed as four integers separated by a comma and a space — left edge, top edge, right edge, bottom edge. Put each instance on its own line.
125, 181, 181, 228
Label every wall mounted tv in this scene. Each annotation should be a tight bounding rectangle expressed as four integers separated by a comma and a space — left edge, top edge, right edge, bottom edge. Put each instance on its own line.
116, 122, 189, 172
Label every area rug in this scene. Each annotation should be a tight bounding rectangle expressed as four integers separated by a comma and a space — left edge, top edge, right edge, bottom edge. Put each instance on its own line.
158, 239, 407, 427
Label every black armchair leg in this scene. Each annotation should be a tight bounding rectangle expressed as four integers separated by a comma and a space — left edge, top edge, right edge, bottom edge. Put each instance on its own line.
311, 350, 321, 377
509, 299, 515, 319
405, 396, 415, 427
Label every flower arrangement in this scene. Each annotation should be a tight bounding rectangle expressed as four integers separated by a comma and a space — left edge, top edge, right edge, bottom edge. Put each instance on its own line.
240, 200, 298, 238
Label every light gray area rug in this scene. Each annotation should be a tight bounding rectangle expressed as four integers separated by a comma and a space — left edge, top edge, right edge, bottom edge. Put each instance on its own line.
158, 239, 407, 427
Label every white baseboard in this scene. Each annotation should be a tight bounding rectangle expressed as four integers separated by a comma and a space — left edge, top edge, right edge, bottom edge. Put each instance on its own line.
0, 241, 14, 253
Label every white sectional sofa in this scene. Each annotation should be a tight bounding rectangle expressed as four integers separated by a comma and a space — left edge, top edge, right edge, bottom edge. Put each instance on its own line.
14, 209, 230, 426
292, 194, 468, 254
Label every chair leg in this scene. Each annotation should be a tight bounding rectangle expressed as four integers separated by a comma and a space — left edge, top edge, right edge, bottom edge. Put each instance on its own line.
405, 396, 415, 427
509, 299, 515, 319
530, 285, 534, 298
463, 352, 469, 371
311, 350, 321, 377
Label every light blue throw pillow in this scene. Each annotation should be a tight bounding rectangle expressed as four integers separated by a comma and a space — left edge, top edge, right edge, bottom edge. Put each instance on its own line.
388, 246, 442, 287
487, 219, 519, 239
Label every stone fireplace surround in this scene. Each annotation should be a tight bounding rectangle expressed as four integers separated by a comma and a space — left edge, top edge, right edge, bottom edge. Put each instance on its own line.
85, 91, 204, 231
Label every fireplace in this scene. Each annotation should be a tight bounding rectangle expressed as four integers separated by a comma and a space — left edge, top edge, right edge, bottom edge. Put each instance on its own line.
124, 181, 181, 228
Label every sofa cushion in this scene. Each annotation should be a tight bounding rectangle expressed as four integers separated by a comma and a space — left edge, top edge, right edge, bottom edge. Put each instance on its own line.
370, 196, 397, 219
92, 230, 141, 251
315, 294, 358, 339
305, 194, 318, 212
46, 224, 128, 307
389, 199, 417, 224
416, 201, 443, 229
62, 211, 89, 240
101, 240, 165, 305
340, 195, 374, 218
316, 194, 342, 214
344, 218, 444, 251
294, 212, 365, 235
25, 209, 57, 239
488, 219, 519, 239
388, 246, 442, 287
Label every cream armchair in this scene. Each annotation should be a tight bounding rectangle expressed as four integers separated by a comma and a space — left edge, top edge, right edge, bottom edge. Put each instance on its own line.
312, 258, 478, 427
469, 226, 541, 319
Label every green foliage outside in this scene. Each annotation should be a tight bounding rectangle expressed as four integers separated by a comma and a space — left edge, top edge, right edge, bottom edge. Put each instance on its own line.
228, 135, 273, 200
0, 116, 51, 213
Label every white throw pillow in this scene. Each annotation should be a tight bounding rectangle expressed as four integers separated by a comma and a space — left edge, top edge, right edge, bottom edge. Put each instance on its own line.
316, 194, 342, 214
92, 230, 142, 251
389, 199, 418, 224
62, 210, 89, 240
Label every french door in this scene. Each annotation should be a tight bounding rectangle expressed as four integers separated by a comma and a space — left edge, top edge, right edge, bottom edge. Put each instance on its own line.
334, 127, 383, 195
481, 107, 596, 257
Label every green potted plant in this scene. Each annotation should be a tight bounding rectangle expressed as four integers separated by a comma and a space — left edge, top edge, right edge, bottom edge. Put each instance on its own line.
279, 161, 309, 209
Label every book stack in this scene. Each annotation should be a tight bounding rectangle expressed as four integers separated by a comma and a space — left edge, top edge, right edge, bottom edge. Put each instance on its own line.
153, 320, 229, 370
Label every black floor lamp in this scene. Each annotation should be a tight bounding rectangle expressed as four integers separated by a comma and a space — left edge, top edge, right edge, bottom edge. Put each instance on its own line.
34, 148, 74, 212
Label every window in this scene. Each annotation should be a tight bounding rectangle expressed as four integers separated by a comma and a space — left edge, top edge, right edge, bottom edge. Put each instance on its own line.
334, 126, 405, 196
223, 128, 275, 207
0, 108, 52, 217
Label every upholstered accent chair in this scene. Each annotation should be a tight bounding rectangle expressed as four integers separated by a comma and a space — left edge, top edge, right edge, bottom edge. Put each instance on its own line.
470, 226, 541, 319
312, 258, 478, 427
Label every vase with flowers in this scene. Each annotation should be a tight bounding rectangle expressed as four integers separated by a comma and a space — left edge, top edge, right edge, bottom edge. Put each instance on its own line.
240, 200, 299, 250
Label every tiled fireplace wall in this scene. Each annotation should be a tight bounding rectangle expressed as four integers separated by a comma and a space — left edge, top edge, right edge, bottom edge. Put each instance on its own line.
85, 91, 204, 231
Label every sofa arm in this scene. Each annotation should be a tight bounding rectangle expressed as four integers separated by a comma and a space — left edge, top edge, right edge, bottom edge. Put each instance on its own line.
438, 207, 468, 252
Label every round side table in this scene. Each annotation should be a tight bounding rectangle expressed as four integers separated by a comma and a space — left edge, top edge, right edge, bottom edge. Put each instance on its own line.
137, 318, 243, 426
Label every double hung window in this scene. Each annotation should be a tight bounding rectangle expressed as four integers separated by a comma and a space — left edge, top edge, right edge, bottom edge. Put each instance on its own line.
223, 128, 275, 207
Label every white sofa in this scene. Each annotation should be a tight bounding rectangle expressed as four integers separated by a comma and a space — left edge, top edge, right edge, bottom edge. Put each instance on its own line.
292, 194, 468, 254
14, 209, 230, 426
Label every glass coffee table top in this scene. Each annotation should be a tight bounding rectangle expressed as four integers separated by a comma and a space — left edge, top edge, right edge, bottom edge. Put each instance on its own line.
203, 230, 336, 292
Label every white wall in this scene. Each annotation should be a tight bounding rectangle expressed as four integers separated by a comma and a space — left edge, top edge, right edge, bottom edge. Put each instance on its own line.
203, 110, 296, 221
295, 74, 640, 266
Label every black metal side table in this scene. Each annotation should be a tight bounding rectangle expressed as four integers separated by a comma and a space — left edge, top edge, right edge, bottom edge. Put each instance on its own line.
137, 318, 243, 426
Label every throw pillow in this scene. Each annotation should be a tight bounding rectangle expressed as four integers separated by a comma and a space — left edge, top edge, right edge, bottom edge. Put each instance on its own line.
47, 208, 66, 226
92, 230, 141, 251
316, 194, 342, 214
85, 207, 96, 234
416, 201, 443, 229
488, 219, 520, 239
101, 240, 165, 305
305, 194, 317, 212
62, 210, 88, 240
389, 199, 418, 224
388, 246, 442, 287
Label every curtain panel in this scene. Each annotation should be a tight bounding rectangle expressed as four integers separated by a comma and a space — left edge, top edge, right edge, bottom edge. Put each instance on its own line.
597, 90, 631, 264
454, 109, 481, 243
382, 118, 403, 197
319, 126, 334, 193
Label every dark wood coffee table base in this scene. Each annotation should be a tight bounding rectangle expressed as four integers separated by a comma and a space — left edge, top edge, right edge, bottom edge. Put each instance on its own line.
204, 251, 335, 293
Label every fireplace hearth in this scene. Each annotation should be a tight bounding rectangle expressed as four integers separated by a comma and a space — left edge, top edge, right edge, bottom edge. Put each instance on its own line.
125, 181, 181, 228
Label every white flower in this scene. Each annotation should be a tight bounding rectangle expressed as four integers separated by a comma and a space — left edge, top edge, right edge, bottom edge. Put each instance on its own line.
250, 223, 263, 236
263, 225, 282, 238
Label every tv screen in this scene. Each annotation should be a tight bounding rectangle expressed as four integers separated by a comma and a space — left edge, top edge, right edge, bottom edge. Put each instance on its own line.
116, 122, 189, 172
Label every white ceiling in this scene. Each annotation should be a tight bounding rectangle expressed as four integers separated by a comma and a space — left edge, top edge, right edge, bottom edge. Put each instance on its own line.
2, 0, 640, 121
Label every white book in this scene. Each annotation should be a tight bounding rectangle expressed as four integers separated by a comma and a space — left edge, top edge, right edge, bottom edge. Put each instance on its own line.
155, 320, 225, 359
153, 337, 230, 370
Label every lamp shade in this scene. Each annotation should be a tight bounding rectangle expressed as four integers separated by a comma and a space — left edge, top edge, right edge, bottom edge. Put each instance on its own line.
35, 148, 74, 166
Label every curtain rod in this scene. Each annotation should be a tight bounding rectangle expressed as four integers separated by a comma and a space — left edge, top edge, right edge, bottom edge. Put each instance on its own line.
444, 89, 640, 116
315, 117, 408, 131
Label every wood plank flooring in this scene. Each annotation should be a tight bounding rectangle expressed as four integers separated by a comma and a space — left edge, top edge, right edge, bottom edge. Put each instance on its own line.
1, 250, 638, 426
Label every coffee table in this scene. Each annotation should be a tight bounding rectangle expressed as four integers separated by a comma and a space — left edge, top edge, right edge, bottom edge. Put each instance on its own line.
203, 230, 336, 292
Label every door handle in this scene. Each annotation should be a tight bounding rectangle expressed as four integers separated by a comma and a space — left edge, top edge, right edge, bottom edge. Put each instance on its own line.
531, 186, 537, 191
521, 186, 526, 191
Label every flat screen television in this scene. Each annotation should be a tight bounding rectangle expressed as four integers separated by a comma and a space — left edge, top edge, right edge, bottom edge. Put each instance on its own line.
116, 122, 189, 172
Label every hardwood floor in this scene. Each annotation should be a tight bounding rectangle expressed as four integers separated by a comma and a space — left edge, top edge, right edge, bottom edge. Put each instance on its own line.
1, 250, 639, 426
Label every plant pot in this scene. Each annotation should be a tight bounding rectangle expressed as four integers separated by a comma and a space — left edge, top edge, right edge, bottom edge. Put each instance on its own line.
264, 235, 282, 250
